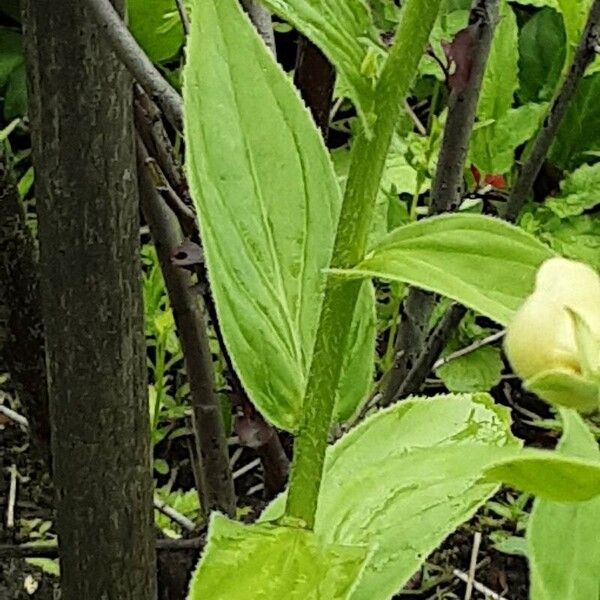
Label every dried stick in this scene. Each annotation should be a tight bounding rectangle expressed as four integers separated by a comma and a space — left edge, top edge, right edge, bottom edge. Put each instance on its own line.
381, 0, 500, 407
505, 0, 600, 221
137, 138, 236, 517
83, 0, 183, 130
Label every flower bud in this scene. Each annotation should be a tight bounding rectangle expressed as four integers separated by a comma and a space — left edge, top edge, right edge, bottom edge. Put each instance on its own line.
504, 257, 600, 410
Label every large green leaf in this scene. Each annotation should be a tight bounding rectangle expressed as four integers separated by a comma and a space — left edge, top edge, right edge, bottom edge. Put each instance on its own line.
333, 214, 555, 326
470, 102, 547, 174
518, 7, 566, 103
550, 74, 600, 169
183, 0, 372, 431
258, 0, 379, 129
527, 409, 600, 599
262, 394, 520, 600
128, 0, 188, 63
187, 514, 369, 599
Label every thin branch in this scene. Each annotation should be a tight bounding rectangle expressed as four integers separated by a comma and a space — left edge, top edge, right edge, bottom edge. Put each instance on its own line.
174, 0, 190, 36
137, 137, 236, 517
0, 538, 204, 560
452, 569, 510, 600
153, 496, 196, 532
240, 0, 277, 57
434, 330, 505, 370
505, 0, 600, 221
381, 0, 500, 407
83, 0, 183, 131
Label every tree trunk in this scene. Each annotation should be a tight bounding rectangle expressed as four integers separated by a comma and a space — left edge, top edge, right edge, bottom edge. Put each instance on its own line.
22, 1, 157, 598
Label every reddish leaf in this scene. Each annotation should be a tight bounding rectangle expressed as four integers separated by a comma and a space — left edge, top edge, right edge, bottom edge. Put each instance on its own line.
484, 174, 507, 190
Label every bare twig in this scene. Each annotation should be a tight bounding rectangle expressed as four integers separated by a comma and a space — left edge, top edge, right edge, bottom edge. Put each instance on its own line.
232, 457, 261, 480
6, 465, 17, 528
137, 138, 236, 517
240, 0, 276, 57
174, 0, 190, 36
0, 538, 205, 560
153, 496, 196, 532
505, 0, 600, 221
0, 404, 29, 428
381, 0, 500, 407
453, 569, 510, 600
83, 0, 183, 130
434, 330, 505, 370
464, 532, 482, 600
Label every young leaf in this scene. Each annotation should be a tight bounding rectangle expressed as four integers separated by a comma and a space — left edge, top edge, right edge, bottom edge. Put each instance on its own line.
546, 162, 600, 217
477, 0, 518, 121
258, 0, 379, 129
183, 0, 371, 431
187, 514, 370, 599
262, 394, 520, 600
485, 449, 600, 501
436, 346, 503, 392
518, 7, 566, 103
333, 214, 554, 326
527, 409, 600, 600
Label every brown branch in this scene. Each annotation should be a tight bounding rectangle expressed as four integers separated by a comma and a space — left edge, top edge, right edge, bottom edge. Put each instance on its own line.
137, 138, 236, 517
380, 0, 500, 407
83, 0, 183, 131
241, 0, 277, 56
505, 0, 600, 221
0, 537, 204, 560
0, 149, 50, 463
294, 37, 336, 140
174, 0, 191, 37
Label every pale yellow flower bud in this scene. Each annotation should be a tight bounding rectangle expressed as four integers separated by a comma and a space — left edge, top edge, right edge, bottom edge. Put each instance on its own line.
505, 257, 600, 385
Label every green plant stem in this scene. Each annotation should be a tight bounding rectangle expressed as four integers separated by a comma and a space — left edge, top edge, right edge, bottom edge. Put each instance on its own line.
285, 0, 443, 528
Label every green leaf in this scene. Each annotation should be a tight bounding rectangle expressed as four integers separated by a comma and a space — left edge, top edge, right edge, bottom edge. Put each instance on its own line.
470, 102, 547, 174
334, 214, 554, 326
258, 0, 378, 129
550, 73, 600, 169
128, 0, 188, 63
546, 162, 600, 217
524, 369, 600, 412
518, 8, 566, 103
263, 393, 519, 600
436, 346, 503, 393
485, 449, 600, 501
334, 281, 376, 424
0, 27, 26, 118
183, 0, 373, 431
187, 514, 369, 599
557, 0, 593, 64
477, 0, 518, 122
527, 409, 600, 600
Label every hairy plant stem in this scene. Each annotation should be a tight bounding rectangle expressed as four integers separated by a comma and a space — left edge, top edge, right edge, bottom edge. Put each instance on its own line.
381, 0, 500, 407
285, 0, 443, 527
505, 0, 600, 221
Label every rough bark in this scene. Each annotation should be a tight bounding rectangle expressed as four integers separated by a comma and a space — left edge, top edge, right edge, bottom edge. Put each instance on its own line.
22, 0, 157, 598
0, 149, 50, 462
